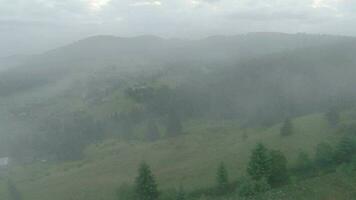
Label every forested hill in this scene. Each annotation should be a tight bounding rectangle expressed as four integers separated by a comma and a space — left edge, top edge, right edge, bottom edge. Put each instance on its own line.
0, 33, 352, 97
1, 33, 356, 162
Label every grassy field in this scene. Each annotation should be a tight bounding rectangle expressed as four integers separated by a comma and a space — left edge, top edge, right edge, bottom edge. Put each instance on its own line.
0, 113, 343, 200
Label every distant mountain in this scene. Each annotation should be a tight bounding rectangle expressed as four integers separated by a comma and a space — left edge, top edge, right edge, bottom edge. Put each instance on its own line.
0, 33, 353, 96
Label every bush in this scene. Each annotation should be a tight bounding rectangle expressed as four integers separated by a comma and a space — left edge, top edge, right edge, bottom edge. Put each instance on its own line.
238, 177, 256, 197
237, 177, 271, 197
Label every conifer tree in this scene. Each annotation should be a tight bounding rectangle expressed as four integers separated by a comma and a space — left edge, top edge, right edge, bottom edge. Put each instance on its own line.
247, 143, 272, 181
135, 162, 159, 200
216, 162, 229, 195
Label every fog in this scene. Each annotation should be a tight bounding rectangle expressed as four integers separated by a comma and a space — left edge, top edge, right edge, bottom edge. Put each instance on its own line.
2, 1, 356, 200
2, 0, 356, 57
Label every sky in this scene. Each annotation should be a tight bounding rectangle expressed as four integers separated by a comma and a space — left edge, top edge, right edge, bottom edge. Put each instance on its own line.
1, 0, 356, 57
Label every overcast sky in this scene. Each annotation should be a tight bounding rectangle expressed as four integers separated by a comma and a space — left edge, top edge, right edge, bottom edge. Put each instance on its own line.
1, 0, 356, 57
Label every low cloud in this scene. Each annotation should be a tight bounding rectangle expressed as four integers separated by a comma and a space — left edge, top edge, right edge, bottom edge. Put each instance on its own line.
1, 0, 356, 57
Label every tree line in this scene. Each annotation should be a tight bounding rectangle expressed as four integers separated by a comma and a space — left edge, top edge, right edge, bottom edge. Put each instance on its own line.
119, 133, 356, 200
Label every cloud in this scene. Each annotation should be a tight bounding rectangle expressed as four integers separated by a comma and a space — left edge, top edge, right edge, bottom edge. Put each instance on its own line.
1, 0, 356, 56
87, 0, 112, 11
130, 1, 162, 7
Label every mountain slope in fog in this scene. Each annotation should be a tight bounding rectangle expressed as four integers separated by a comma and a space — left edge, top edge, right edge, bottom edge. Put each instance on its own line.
1, 33, 356, 157
0, 33, 352, 96
0, 113, 341, 200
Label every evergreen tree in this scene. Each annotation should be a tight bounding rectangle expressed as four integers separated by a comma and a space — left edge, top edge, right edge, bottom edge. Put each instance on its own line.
176, 186, 186, 200
280, 118, 293, 136
216, 162, 229, 195
135, 162, 159, 200
146, 121, 160, 142
335, 136, 356, 164
315, 142, 334, 169
325, 109, 340, 128
7, 179, 22, 200
268, 150, 289, 187
247, 143, 272, 181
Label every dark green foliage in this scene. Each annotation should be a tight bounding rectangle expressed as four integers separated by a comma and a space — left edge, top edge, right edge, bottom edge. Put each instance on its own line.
237, 177, 256, 197
325, 109, 340, 128
254, 178, 271, 193
237, 177, 270, 197
146, 121, 160, 142
315, 143, 335, 169
7, 179, 22, 200
293, 152, 314, 178
135, 162, 159, 200
280, 118, 293, 136
216, 162, 229, 195
269, 150, 289, 187
247, 143, 272, 181
334, 136, 356, 164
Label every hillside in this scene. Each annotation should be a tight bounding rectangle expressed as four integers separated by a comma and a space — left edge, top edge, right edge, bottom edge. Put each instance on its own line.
1, 33, 356, 200
0, 113, 344, 200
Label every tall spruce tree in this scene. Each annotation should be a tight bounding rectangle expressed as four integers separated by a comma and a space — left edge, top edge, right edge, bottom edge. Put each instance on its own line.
216, 162, 229, 195
135, 162, 159, 200
280, 118, 293, 136
247, 143, 272, 181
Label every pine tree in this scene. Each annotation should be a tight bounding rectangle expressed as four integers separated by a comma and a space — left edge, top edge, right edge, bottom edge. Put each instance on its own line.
247, 143, 272, 181
268, 150, 289, 187
216, 162, 229, 195
280, 118, 293, 136
335, 136, 356, 164
7, 179, 22, 200
135, 162, 159, 200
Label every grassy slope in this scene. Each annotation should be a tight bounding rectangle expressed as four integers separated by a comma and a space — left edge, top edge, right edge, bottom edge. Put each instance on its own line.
209, 170, 356, 200
0, 113, 342, 200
